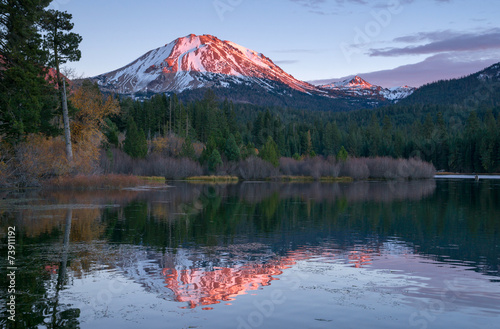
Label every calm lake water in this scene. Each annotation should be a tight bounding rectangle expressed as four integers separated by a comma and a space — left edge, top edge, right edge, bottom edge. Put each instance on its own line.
1, 179, 499, 329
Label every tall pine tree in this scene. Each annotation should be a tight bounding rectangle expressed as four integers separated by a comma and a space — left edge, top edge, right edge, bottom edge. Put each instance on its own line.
124, 117, 148, 158
40, 9, 82, 162
0, 0, 59, 143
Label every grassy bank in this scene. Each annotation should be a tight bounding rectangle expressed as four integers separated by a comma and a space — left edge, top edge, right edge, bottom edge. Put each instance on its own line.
44, 174, 161, 190
184, 176, 239, 183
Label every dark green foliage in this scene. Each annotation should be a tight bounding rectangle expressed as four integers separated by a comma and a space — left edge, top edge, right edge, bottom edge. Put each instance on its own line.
208, 149, 222, 172
401, 63, 500, 108
180, 136, 196, 160
117, 88, 500, 173
337, 146, 348, 162
241, 142, 257, 159
103, 118, 120, 148
224, 134, 240, 162
259, 136, 280, 167
123, 117, 148, 158
0, 0, 60, 142
39, 9, 82, 72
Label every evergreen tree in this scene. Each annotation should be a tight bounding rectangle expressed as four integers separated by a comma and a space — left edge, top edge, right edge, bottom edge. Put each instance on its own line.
337, 146, 348, 162
124, 117, 147, 158
180, 136, 196, 160
241, 142, 257, 159
208, 149, 222, 173
200, 134, 217, 164
435, 112, 449, 170
40, 9, 82, 162
259, 136, 280, 167
300, 130, 313, 156
366, 114, 381, 156
465, 111, 481, 172
0, 0, 59, 142
103, 118, 120, 148
224, 133, 240, 162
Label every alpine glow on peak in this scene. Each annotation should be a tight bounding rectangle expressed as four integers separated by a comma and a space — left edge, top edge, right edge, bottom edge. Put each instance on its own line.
92, 34, 318, 95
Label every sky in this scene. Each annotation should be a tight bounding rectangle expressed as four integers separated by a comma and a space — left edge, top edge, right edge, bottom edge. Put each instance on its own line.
50, 0, 500, 87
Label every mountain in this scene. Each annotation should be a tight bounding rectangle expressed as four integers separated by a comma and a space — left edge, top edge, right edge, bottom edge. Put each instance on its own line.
92, 34, 318, 95
90, 34, 413, 110
400, 62, 500, 106
319, 76, 415, 102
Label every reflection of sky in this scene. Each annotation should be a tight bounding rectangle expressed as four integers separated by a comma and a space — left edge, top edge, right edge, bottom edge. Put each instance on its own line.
54, 241, 500, 329
3, 180, 499, 328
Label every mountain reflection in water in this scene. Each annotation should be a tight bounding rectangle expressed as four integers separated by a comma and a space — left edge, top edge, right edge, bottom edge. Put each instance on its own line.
1, 179, 500, 328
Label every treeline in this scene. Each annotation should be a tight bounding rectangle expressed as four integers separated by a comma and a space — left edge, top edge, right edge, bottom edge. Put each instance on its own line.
114, 90, 500, 173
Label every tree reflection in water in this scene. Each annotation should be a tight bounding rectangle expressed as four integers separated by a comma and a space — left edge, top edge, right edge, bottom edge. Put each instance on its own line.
1, 179, 500, 323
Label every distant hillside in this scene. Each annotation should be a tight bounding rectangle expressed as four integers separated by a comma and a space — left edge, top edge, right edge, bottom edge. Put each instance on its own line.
401, 62, 500, 107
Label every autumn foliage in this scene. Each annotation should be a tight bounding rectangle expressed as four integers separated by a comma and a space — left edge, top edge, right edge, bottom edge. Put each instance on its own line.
0, 81, 120, 187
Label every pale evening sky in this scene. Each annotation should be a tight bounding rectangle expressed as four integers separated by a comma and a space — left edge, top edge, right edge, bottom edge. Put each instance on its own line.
50, 0, 500, 87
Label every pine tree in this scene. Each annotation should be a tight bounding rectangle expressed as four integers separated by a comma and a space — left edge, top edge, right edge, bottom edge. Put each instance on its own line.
435, 112, 449, 170
337, 146, 348, 162
180, 136, 196, 160
124, 117, 147, 158
366, 114, 381, 156
0, 0, 59, 142
259, 136, 280, 167
208, 149, 222, 173
40, 9, 82, 162
224, 133, 240, 162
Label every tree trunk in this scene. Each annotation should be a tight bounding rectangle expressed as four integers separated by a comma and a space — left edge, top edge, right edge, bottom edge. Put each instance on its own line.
61, 78, 73, 162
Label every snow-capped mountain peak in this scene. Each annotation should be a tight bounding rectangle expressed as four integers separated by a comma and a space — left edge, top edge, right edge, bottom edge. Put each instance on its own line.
90, 34, 416, 105
319, 76, 415, 101
92, 34, 317, 95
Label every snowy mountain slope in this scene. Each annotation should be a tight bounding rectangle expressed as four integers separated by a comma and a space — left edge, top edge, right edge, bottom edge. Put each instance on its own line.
319, 76, 415, 101
92, 34, 319, 95
90, 34, 417, 108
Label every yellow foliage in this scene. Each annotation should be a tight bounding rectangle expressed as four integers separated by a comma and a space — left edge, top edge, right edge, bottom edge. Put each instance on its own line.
70, 83, 120, 131
69, 82, 121, 174
151, 135, 183, 157
17, 134, 70, 178
14, 83, 122, 179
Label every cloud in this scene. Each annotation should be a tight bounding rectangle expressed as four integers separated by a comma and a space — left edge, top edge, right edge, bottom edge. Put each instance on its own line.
272, 49, 319, 54
289, 0, 453, 16
369, 29, 500, 57
274, 60, 300, 65
290, 0, 451, 9
289, 0, 327, 8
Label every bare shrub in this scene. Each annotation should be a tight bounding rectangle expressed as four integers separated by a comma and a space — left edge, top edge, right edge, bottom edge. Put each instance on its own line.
0, 149, 14, 188
15, 134, 70, 186
236, 156, 280, 180
163, 157, 203, 179
364, 157, 436, 179
279, 156, 340, 179
100, 148, 202, 179
407, 158, 436, 179
279, 157, 301, 176
340, 158, 370, 180
366, 157, 391, 179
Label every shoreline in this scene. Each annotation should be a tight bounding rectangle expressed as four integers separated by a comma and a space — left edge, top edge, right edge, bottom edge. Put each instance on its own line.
435, 174, 500, 180
5, 172, 500, 191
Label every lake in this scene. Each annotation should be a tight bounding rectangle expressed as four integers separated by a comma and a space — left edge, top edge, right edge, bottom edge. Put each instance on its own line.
1, 179, 499, 328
